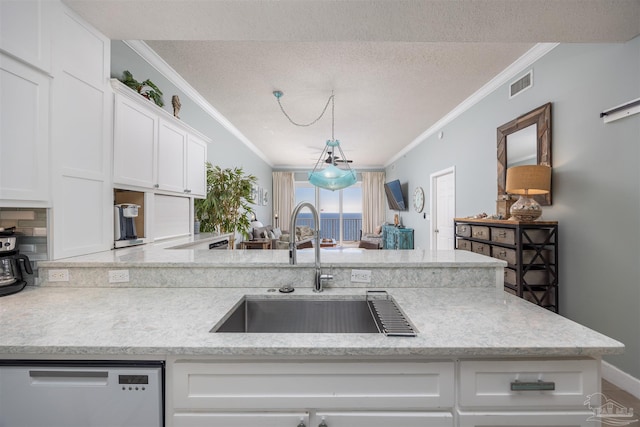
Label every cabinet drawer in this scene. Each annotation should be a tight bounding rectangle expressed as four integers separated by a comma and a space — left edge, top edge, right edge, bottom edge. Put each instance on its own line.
471, 226, 490, 240
504, 267, 549, 285
459, 359, 598, 409
173, 361, 454, 410
457, 239, 472, 251
492, 247, 550, 265
458, 411, 595, 426
490, 227, 515, 244
456, 224, 471, 237
471, 242, 491, 257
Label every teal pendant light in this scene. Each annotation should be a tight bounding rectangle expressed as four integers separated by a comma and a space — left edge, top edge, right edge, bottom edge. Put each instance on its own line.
274, 90, 357, 191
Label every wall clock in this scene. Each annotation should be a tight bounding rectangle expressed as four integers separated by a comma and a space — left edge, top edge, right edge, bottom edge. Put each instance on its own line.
413, 186, 425, 213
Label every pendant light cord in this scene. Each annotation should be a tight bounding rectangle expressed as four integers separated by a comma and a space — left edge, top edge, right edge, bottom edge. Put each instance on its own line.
276, 91, 335, 138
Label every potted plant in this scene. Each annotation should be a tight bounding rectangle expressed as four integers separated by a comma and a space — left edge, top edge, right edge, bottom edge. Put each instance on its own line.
119, 70, 165, 107
195, 163, 257, 241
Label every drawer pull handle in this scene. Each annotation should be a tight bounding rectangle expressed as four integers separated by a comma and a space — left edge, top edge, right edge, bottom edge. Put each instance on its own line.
297, 418, 306, 427
498, 231, 507, 237
510, 380, 556, 391
318, 417, 328, 427
499, 251, 507, 257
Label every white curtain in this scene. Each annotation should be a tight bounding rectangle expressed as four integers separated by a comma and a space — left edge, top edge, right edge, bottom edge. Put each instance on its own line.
272, 171, 295, 232
361, 171, 386, 234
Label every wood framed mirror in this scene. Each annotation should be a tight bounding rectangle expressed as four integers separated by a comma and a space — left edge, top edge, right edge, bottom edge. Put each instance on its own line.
497, 102, 552, 206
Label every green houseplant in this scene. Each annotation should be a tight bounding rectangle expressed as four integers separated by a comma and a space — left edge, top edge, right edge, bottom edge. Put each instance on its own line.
120, 70, 165, 107
195, 163, 257, 240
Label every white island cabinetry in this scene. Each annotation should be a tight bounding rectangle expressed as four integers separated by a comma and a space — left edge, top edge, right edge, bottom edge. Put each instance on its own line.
168, 357, 600, 427
112, 80, 208, 198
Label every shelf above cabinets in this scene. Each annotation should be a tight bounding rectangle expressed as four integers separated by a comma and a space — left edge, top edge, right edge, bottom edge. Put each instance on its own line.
112, 79, 208, 198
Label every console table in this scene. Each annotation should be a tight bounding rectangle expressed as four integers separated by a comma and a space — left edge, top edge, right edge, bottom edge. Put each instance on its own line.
454, 218, 558, 312
382, 225, 414, 250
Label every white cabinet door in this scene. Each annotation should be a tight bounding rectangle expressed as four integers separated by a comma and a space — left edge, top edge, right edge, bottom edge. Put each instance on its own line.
314, 411, 453, 427
157, 118, 187, 193
0, 53, 50, 205
0, 0, 51, 71
174, 412, 308, 427
186, 134, 207, 197
113, 94, 157, 189
458, 411, 595, 426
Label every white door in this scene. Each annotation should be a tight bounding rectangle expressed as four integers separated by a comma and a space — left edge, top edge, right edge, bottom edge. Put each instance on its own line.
430, 167, 455, 250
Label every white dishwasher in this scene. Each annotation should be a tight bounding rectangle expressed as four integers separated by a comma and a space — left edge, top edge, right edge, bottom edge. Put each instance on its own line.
0, 360, 164, 427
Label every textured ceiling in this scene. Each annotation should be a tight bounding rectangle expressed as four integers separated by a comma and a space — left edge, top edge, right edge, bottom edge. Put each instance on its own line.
63, 0, 640, 168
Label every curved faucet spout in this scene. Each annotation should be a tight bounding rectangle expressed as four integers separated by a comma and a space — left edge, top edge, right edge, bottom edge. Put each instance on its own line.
289, 202, 330, 292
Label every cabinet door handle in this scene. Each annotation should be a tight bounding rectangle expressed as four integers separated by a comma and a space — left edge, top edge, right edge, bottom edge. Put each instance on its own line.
297, 419, 306, 427
318, 418, 328, 427
154, 184, 160, 188
510, 380, 556, 391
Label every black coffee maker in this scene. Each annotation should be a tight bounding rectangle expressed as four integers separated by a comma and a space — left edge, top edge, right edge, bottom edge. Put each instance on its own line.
0, 227, 33, 297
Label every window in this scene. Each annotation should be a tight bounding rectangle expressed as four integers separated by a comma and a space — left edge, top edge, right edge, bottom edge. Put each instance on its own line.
294, 181, 362, 243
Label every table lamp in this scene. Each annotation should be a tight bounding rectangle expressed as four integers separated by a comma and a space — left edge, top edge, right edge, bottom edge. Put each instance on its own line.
505, 165, 551, 221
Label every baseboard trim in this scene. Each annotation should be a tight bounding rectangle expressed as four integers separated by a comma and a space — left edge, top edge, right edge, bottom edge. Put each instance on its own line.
602, 360, 640, 399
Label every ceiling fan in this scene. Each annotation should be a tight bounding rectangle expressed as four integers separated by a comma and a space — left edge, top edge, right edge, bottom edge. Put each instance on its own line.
325, 150, 353, 165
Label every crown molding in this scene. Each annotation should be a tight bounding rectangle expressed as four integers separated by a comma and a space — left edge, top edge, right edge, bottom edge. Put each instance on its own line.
122, 40, 273, 167
385, 43, 559, 167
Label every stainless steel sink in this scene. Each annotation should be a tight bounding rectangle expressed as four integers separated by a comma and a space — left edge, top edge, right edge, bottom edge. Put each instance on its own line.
211, 293, 417, 335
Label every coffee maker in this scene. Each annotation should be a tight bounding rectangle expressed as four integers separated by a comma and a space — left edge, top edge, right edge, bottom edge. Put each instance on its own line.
114, 204, 143, 248
0, 227, 33, 297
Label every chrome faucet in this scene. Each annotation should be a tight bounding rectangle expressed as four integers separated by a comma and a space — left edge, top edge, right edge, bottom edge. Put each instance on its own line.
289, 202, 332, 292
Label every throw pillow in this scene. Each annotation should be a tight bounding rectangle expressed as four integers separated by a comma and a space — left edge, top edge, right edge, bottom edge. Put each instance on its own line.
375, 225, 382, 235
273, 227, 282, 239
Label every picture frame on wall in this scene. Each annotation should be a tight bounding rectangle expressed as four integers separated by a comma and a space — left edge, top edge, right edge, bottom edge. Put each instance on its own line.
251, 184, 259, 205
257, 187, 263, 205
262, 189, 268, 206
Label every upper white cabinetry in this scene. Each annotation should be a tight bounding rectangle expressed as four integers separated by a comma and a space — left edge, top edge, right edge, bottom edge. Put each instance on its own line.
113, 93, 158, 189
186, 134, 207, 197
0, 0, 52, 73
112, 80, 208, 198
0, 53, 50, 206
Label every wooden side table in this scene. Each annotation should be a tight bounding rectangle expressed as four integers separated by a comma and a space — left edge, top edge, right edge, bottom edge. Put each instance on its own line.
320, 239, 337, 248
240, 239, 272, 249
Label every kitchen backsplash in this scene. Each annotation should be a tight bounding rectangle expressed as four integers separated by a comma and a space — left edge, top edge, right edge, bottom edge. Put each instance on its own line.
0, 208, 48, 284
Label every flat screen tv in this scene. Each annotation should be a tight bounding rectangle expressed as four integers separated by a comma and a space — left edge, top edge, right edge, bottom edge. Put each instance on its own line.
384, 179, 407, 211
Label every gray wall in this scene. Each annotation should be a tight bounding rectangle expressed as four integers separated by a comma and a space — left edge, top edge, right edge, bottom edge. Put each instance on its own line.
110, 41, 273, 222
387, 37, 640, 379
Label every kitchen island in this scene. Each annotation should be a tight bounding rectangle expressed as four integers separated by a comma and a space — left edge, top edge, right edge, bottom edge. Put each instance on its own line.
0, 238, 624, 426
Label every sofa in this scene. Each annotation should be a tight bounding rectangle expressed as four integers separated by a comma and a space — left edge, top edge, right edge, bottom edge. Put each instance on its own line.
248, 222, 315, 250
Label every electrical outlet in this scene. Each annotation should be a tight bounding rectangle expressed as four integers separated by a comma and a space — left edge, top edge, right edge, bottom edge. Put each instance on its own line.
108, 270, 130, 283
48, 269, 69, 282
351, 269, 371, 283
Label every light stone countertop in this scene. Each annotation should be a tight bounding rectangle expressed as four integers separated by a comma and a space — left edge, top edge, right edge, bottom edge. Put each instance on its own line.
40, 233, 505, 268
0, 285, 624, 359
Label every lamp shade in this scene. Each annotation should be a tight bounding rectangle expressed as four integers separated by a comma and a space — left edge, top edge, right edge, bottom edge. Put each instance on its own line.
506, 165, 551, 195
308, 165, 357, 191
